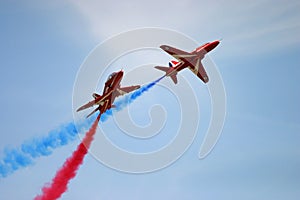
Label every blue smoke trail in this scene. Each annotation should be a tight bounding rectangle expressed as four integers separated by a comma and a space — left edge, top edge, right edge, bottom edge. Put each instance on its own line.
0, 76, 164, 178
0, 118, 94, 178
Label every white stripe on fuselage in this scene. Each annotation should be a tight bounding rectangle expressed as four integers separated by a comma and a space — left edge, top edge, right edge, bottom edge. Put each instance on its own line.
173, 54, 195, 60
95, 90, 113, 105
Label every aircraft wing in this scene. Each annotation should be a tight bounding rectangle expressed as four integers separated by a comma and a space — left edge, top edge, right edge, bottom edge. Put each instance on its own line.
76, 100, 96, 112
188, 59, 209, 83
115, 85, 140, 97
160, 45, 196, 61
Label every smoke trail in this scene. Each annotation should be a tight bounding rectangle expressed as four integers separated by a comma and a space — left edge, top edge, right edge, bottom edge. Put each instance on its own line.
33, 77, 164, 199
0, 77, 164, 178
34, 115, 100, 200
0, 117, 94, 178
100, 76, 165, 121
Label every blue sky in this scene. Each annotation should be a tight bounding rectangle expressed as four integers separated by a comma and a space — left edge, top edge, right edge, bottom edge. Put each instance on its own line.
0, 0, 299, 199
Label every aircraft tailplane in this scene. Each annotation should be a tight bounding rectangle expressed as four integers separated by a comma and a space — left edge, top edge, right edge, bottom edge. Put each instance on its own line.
154, 66, 178, 84
154, 66, 169, 72
86, 107, 99, 118
170, 74, 178, 84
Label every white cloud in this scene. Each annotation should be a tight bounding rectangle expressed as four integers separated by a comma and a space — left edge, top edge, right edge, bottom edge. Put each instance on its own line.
67, 0, 300, 58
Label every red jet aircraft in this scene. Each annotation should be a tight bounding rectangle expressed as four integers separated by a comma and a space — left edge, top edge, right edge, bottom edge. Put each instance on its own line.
76, 70, 140, 118
155, 40, 220, 84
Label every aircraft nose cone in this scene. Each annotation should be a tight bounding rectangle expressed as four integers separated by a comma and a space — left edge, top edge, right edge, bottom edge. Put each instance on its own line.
214, 40, 220, 47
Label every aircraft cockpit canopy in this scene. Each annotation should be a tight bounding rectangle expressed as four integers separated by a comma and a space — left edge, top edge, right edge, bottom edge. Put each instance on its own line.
107, 72, 117, 81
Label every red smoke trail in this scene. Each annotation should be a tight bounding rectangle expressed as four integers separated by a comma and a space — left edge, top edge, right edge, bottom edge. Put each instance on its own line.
34, 115, 100, 200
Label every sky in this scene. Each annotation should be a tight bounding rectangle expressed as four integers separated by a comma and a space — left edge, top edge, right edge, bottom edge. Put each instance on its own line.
0, 0, 299, 199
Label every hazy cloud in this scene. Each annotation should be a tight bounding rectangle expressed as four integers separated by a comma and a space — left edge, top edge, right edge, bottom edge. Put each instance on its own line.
68, 0, 300, 57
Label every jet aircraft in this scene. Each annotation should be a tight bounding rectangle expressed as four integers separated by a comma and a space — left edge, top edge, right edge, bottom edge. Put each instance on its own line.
155, 40, 220, 84
76, 70, 140, 118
